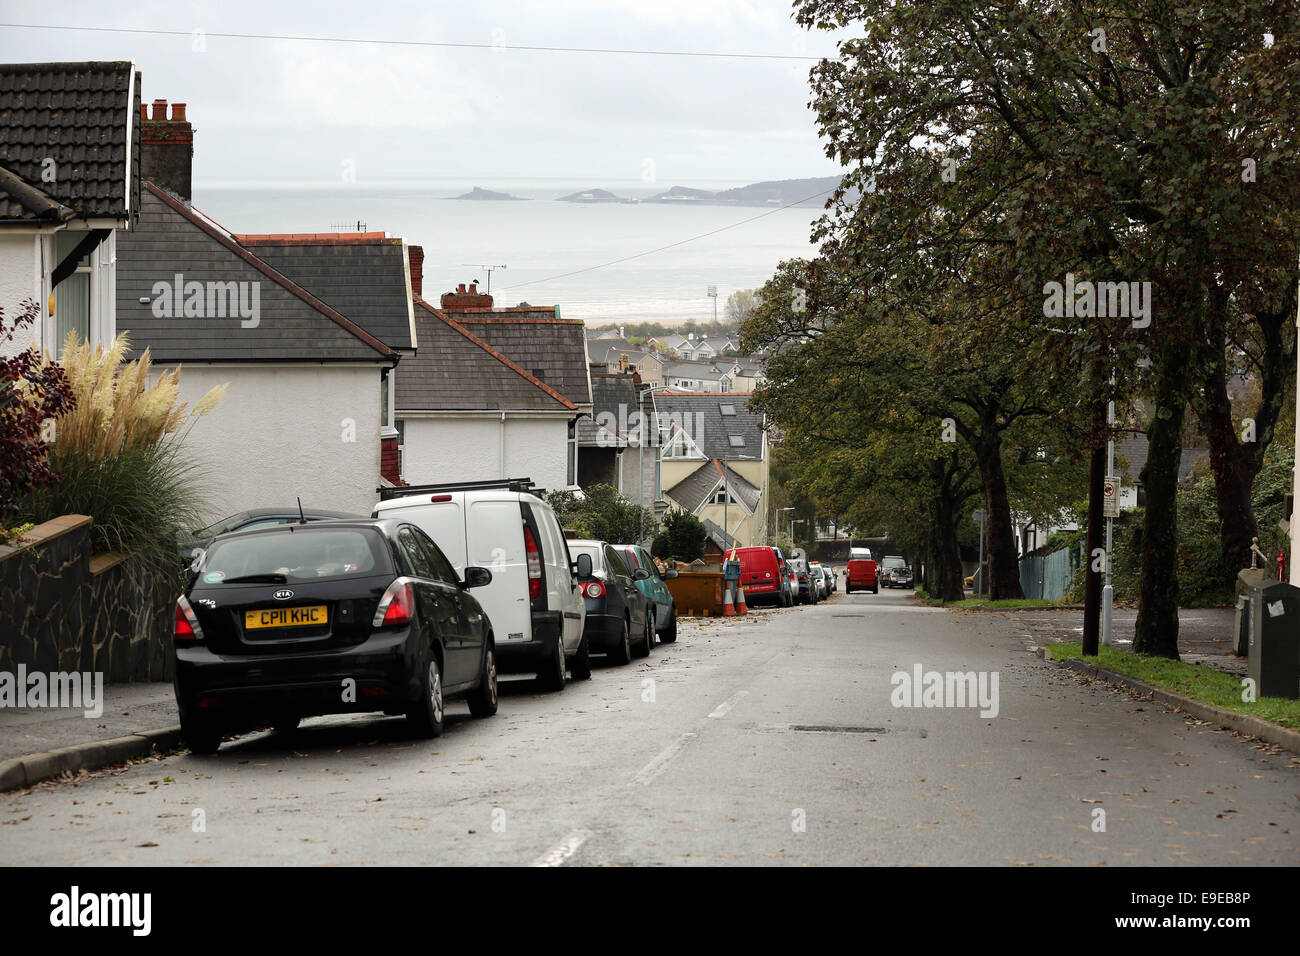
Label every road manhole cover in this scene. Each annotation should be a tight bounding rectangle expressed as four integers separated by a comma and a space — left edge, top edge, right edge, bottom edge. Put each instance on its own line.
831, 614, 866, 618
790, 724, 890, 734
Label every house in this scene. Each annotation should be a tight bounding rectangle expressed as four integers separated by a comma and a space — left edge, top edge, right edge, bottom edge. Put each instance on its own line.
394, 281, 593, 490
648, 333, 690, 356
597, 347, 663, 386
115, 101, 403, 520
586, 337, 634, 363
575, 369, 660, 514
0, 62, 141, 359
663, 358, 733, 392
653, 390, 769, 548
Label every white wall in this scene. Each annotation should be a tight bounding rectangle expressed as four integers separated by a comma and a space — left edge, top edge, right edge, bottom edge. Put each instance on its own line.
0, 233, 42, 358
163, 363, 385, 523
402, 414, 571, 491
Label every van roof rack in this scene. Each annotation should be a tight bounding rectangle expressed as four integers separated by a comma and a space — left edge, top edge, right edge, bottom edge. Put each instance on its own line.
377, 477, 540, 500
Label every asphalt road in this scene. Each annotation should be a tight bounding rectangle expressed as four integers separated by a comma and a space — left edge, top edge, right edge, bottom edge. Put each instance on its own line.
2, 589, 1296, 866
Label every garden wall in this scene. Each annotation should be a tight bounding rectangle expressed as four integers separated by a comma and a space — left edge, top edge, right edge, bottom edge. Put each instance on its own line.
0, 515, 173, 680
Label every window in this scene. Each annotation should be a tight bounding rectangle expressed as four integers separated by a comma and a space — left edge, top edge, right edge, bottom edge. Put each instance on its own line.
605, 546, 630, 578
398, 527, 436, 579
713, 487, 737, 504
411, 526, 458, 584
719, 403, 736, 416
395, 420, 406, 476
380, 375, 390, 429
567, 420, 577, 486
53, 232, 92, 357
728, 435, 746, 448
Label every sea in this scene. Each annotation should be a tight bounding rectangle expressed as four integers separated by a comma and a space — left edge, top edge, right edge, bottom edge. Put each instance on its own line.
192, 177, 824, 327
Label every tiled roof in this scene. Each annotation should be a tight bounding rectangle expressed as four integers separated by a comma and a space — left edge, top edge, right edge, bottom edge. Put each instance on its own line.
653, 390, 764, 460
395, 298, 574, 412
576, 372, 640, 444
0, 62, 139, 221
1115, 429, 1208, 483
447, 311, 592, 408
116, 183, 397, 362
235, 235, 416, 351
666, 459, 761, 513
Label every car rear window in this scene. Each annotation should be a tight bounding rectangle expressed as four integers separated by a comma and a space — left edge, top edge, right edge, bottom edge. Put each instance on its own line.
199, 529, 391, 584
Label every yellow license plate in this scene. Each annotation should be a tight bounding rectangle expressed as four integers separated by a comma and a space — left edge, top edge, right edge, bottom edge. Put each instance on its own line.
244, 605, 328, 630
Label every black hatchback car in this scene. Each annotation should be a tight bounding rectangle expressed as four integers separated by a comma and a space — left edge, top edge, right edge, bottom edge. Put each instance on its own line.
568, 539, 653, 666
174, 518, 498, 753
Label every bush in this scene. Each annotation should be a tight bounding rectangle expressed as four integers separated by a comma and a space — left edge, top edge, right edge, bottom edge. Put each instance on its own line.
547, 484, 653, 544
651, 508, 707, 563
19, 333, 226, 589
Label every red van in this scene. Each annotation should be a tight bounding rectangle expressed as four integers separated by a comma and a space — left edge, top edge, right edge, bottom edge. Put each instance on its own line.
845, 556, 879, 594
732, 546, 792, 607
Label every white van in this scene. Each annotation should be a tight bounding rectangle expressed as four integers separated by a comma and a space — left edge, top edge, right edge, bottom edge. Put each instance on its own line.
373, 482, 586, 690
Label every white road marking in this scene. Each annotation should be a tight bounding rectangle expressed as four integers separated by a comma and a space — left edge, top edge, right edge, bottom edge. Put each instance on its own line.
532, 828, 592, 867
634, 732, 697, 785
708, 690, 748, 719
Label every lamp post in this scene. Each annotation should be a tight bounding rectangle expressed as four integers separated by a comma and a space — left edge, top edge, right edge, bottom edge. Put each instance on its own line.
637, 384, 658, 545
777, 506, 795, 549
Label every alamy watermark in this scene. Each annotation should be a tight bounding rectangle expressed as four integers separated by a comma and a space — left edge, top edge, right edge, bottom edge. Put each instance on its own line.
1042, 273, 1151, 328
890, 663, 999, 718
593, 405, 705, 449
0, 665, 103, 718
150, 273, 261, 328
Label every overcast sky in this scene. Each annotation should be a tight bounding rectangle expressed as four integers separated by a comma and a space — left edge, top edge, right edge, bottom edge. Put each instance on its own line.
0, 1, 849, 186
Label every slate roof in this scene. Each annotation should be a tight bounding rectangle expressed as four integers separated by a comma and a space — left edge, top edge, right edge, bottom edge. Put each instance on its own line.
586, 337, 634, 363
395, 298, 574, 412
701, 517, 737, 551
234, 234, 417, 351
116, 184, 397, 363
653, 390, 764, 461
576, 371, 640, 444
666, 459, 761, 513
0, 62, 139, 222
446, 310, 592, 408
1115, 429, 1208, 484
664, 359, 730, 378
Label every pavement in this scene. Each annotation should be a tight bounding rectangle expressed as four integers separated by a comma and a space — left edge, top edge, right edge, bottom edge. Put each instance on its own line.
0, 682, 179, 766
0, 590, 1295, 866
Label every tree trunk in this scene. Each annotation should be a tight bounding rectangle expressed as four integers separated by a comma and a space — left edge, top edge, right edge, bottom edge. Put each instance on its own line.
1133, 339, 1193, 659
973, 428, 1025, 600
1082, 429, 1105, 656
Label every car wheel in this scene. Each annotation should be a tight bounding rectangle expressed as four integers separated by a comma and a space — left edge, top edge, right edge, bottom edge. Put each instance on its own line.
181, 711, 223, 755
467, 642, 499, 717
571, 634, 592, 680
271, 714, 300, 735
538, 632, 567, 692
406, 652, 445, 738
661, 607, 678, 643
845, 584, 853, 594
873, 584, 879, 594
635, 611, 653, 658
609, 617, 632, 665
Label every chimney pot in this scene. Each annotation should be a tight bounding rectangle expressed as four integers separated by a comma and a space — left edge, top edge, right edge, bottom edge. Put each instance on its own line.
140, 104, 148, 121
171, 103, 187, 122
469, 282, 478, 295
457, 283, 466, 294
151, 98, 168, 120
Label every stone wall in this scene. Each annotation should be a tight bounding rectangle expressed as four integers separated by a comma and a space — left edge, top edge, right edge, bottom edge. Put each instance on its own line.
0, 515, 173, 681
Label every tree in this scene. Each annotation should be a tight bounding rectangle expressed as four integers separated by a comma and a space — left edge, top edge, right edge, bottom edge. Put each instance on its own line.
0, 300, 75, 525
546, 484, 653, 544
725, 290, 761, 325
794, 0, 1300, 656
651, 508, 707, 563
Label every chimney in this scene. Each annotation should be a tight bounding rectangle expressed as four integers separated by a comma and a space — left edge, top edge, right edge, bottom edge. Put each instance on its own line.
141, 98, 194, 202
407, 245, 424, 297
440, 280, 495, 310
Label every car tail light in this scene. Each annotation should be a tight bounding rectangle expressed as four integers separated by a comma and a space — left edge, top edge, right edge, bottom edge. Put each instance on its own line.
583, 581, 605, 599
174, 595, 204, 642
373, 580, 415, 627
524, 526, 542, 600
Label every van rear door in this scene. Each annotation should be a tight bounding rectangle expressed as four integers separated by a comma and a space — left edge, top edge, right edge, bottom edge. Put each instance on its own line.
466, 497, 531, 646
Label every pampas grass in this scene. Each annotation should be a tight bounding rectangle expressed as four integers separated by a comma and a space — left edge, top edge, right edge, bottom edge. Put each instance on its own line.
21, 332, 226, 586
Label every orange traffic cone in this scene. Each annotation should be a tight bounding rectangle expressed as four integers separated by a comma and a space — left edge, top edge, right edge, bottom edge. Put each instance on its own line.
722, 581, 736, 616
735, 584, 748, 614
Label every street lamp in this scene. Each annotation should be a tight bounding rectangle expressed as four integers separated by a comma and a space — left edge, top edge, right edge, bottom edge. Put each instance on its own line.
777, 506, 795, 548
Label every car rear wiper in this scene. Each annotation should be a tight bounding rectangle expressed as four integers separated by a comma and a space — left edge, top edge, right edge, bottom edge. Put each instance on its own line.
221, 573, 289, 584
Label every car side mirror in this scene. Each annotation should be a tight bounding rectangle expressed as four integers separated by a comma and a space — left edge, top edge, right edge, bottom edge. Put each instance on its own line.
462, 566, 492, 588
632, 567, 650, 581
663, 569, 678, 579
575, 553, 593, 578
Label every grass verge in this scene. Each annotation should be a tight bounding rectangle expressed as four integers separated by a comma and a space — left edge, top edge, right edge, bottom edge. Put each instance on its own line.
1047, 641, 1300, 730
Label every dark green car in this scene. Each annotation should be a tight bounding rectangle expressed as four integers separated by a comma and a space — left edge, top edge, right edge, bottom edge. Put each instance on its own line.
617, 544, 679, 643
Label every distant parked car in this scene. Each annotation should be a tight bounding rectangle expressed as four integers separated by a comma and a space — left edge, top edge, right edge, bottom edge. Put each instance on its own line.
179, 507, 362, 564
617, 543, 679, 643
569, 539, 654, 664
733, 546, 790, 606
788, 553, 819, 605
810, 564, 830, 599
888, 566, 914, 589
173, 518, 499, 753
846, 554, 879, 594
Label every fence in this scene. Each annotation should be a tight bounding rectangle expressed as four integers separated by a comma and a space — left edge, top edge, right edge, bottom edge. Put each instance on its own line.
1019, 546, 1073, 602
